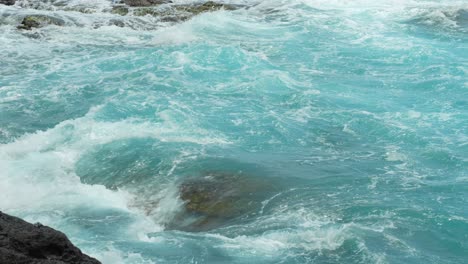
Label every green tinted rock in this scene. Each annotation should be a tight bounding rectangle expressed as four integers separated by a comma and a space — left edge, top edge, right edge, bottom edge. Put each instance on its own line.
117, 1, 238, 23
18, 15, 65, 30
176, 172, 277, 231
176, 1, 237, 15
63, 6, 95, 14
133, 7, 159, 16
111, 6, 129, 16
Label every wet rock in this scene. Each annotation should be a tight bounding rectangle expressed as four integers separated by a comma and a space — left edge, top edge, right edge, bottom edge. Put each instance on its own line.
132, 1, 238, 23
175, 1, 237, 15
0, 211, 100, 264
124, 0, 172, 7
173, 172, 276, 231
133, 7, 160, 17
454, 9, 468, 28
111, 6, 129, 16
131, 7, 187, 22
160, 15, 190, 23
17, 15, 65, 30
21, 31, 44, 39
109, 19, 125, 27
0, 0, 15, 6
63, 6, 95, 14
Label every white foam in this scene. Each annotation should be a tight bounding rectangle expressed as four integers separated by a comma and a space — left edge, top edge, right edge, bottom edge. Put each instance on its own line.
133, 183, 185, 230
205, 208, 387, 262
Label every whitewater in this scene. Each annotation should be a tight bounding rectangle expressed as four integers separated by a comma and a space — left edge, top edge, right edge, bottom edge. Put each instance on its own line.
0, 0, 467, 263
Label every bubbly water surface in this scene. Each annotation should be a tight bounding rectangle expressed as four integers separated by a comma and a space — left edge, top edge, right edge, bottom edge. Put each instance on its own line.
1, 0, 467, 263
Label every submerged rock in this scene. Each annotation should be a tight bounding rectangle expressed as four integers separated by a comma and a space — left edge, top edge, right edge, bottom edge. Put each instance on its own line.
0, 211, 100, 264
109, 19, 125, 27
172, 172, 277, 231
0, 0, 15, 6
17, 15, 65, 30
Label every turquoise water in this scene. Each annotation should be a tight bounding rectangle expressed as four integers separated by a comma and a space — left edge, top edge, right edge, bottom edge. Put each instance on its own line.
1, 0, 467, 263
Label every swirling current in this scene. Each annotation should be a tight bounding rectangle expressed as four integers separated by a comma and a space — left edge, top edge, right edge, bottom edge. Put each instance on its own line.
0, 0, 467, 263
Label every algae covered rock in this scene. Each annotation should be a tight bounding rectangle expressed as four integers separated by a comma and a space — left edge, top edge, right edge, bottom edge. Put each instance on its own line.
132, 7, 191, 23
174, 172, 277, 231
175, 1, 237, 15
111, 6, 129, 16
132, 1, 238, 22
180, 174, 256, 217
63, 6, 95, 14
17, 15, 65, 30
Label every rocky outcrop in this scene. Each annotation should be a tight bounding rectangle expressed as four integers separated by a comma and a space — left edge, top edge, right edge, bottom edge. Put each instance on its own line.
130, 1, 239, 23
0, 211, 100, 264
124, 0, 172, 7
12, 1, 241, 31
175, 1, 237, 15
0, 0, 15, 6
168, 172, 277, 231
17, 15, 65, 30
111, 6, 129, 16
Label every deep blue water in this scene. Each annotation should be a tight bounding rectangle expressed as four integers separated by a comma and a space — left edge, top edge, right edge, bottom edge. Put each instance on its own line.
0, 0, 467, 263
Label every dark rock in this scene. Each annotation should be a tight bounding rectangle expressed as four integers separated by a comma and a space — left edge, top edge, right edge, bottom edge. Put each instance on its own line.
160, 15, 189, 23
111, 6, 129, 16
17, 15, 65, 30
124, 0, 171, 7
109, 19, 125, 27
0, 0, 15, 6
21, 31, 43, 39
0, 211, 100, 264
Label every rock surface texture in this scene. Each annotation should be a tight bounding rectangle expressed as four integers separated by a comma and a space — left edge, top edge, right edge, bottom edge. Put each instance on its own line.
0, 211, 100, 264
17, 15, 65, 30
169, 172, 277, 231
10, 1, 241, 31
124, 0, 172, 7
0, 0, 15, 6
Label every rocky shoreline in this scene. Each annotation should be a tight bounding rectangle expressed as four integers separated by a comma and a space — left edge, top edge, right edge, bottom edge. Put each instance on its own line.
1, 0, 242, 30
0, 211, 100, 264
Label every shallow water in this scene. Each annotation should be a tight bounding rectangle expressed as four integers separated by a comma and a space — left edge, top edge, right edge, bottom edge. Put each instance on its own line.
0, 0, 467, 263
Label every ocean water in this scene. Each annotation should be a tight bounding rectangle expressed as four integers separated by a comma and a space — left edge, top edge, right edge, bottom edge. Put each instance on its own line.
0, 0, 467, 263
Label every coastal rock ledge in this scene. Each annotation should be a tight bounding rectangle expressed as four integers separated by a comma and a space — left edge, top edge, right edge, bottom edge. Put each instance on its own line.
0, 211, 100, 264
